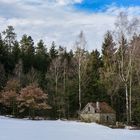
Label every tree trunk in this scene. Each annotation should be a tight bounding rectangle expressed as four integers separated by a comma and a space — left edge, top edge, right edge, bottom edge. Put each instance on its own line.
55, 66, 58, 118
66, 73, 70, 119
12, 102, 15, 116
110, 95, 113, 107
78, 57, 81, 111
63, 65, 66, 118
129, 77, 132, 123
129, 54, 132, 123
125, 84, 129, 124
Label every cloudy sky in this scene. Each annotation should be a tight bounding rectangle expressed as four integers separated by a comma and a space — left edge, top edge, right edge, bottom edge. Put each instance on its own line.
0, 0, 140, 51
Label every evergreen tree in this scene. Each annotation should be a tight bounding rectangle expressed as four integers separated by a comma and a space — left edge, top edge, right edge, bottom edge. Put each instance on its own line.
34, 39, 49, 72
2, 26, 16, 53
101, 31, 118, 105
49, 41, 58, 60
12, 41, 21, 63
20, 35, 35, 73
34, 40, 49, 89
102, 31, 116, 69
83, 50, 106, 105
0, 63, 6, 90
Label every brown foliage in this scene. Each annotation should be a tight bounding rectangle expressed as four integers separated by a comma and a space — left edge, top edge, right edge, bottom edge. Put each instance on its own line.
17, 84, 51, 114
4, 79, 20, 92
0, 90, 17, 107
0, 90, 17, 115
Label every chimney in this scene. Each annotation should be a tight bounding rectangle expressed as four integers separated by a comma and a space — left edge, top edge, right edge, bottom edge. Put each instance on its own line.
96, 101, 100, 110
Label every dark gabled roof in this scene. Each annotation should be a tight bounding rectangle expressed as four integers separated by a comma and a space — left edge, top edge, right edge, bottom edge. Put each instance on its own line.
88, 102, 115, 113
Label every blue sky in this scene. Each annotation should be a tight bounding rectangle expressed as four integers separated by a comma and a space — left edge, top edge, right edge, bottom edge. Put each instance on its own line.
0, 0, 140, 51
74, 0, 140, 12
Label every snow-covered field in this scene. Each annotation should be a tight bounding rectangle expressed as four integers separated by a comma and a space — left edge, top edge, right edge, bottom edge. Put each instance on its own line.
0, 116, 140, 140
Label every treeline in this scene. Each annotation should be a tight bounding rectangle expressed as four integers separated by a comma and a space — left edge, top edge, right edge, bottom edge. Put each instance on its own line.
0, 12, 140, 124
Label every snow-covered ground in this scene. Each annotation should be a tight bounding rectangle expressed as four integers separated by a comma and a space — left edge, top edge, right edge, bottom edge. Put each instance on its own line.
0, 116, 140, 140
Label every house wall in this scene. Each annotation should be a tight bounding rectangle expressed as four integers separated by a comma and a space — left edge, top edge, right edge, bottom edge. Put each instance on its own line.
80, 113, 100, 123
80, 113, 116, 124
100, 113, 116, 124
80, 103, 95, 114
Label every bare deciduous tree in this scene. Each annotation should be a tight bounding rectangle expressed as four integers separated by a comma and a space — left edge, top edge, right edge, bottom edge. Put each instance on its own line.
115, 12, 140, 124
74, 31, 88, 111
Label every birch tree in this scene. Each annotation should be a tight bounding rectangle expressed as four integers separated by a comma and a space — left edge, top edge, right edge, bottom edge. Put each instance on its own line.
115, 12, 140, 124
74, 31, 87, 111
117, 34, 130, 124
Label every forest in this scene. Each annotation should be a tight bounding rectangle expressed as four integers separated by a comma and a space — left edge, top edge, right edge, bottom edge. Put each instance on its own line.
0, 12, 140, 125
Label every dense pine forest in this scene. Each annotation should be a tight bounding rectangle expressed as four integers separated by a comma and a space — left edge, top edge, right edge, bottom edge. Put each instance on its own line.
0, 12, 140, 125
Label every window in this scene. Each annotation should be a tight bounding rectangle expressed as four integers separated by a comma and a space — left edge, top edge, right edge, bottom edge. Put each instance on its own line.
106, 116, 109, 122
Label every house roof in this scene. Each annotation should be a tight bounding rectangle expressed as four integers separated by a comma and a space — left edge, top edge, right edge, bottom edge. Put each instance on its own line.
88, 102, 115, 113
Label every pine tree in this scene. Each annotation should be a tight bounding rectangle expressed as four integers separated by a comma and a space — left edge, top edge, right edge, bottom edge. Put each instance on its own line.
34, 39, 49, 72
84, 50, 105, 104
101, 31, 118, 106
12, 41, 20, 63
20, 35, 35, 73
2, 26, 16, 53
49, 41, 58, 60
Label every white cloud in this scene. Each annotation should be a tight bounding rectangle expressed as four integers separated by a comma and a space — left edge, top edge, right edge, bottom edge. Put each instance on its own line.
55, 0, 83, 5
0, 0, 83, 5
0, 0, 139, 51
106, 6, 140, 16
0, 0, 20, 4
